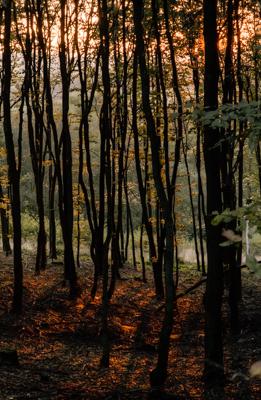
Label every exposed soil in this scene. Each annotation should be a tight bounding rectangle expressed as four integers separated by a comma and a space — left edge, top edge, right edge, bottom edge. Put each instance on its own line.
0, 252, 260, 399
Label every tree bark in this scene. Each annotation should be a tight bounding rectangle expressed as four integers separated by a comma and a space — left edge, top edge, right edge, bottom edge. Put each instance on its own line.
2, 0, 23, 313
0, 183, 12, 256
132, 50, 164, 299
203, 0, 224, 383
221, 0, 240, 333
59, 0, 78, 295
133, 0, 175, 388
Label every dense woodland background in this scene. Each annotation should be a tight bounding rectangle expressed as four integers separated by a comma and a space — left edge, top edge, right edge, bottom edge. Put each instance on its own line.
0, 0, 260, 399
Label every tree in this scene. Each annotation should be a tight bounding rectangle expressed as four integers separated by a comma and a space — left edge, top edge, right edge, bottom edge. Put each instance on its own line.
133, 0, 176, 388
59, 0, 78, 295
0, 182, 12, 256
203, 0, 224, 383
97, 0, 114, 368
221, 0, 240, 334
2, 0, 23, 313
19, 0, 47, 273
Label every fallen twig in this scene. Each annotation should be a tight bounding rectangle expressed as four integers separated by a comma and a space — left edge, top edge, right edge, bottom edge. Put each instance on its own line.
157, 278, 207, 311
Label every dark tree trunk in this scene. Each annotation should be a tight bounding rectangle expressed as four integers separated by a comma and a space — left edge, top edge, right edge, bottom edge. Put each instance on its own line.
182, 139, 201, 271
124, 174, 137, 269
0, 184, 12, 256
35, 0, 64, 273
35, 188, 47, 272
162, 0, 183, 199
256, 143, 261, 195
221, 0, 240, 334
98, 0, 114, 367
203, 0, 224, 383
113, 0, 128, 273
189, 51, 206, 275
59, 0, 78, 295
195, 89, 207, 276
140, 216, 147, 282
133, 0, 175, 388
2, 0, 23, 313
76, 183, 81, 269
132, 50, 164, 299
235, 0, 243, 297
162, 0, 183, 283
33, 0, 59, 264
48, 166, 57, 260
23, 3, 47, 273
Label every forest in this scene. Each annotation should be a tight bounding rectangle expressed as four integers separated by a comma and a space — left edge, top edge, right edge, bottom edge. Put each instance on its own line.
0, 0, 260, 399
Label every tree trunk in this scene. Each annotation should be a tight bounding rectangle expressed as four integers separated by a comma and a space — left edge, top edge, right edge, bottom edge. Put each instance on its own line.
48, 166, 57, 260
59, 0, 78, 296
133, 0, 175, 388
203, 0, 224, 383
132, 49, 164, 299
2, 1, 23, 313
0, 183, 12, 256
98, 0, 114, 367
221, 0, 240, 334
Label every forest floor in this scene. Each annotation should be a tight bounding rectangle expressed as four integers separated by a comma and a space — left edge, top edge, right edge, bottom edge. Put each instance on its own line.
0, 252, 260, 400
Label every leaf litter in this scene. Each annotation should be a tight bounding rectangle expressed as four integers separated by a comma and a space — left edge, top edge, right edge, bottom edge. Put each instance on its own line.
0, 253, 260, 399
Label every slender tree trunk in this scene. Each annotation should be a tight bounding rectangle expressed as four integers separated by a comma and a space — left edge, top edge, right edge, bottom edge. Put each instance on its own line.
18, 0, 47, 274
124, 174, 137, 269
163, 0, 183, 283
98, 0, 114, 367
49, 166, 57, 260
2, 1, 23, 313
132, 51, 164, 299
190, 51, 206, 275
182, 138, 201, 271
133, 0, 175, 388
35, 187, 47, 272
221, 0, 240, 334
0, 183, 12, 256
203, 0, 224, 383
59, 0, 78, 295
235, 0, 243, 296
140, 217, 146, 282
256, 143, 261, 195
35, 0, 64, 271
